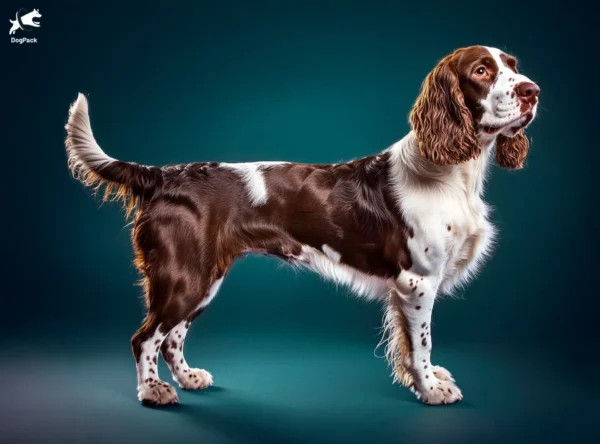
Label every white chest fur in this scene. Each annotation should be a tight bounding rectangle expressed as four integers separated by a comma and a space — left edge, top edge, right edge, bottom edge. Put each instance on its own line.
403, 184, 495, 294
389, 133, 496, 295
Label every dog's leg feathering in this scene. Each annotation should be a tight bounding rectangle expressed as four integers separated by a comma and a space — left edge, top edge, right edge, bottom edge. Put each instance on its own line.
381, 291, 415, 390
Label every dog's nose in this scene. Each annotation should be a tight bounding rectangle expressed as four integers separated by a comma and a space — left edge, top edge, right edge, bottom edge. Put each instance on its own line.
515, 82, 540, 104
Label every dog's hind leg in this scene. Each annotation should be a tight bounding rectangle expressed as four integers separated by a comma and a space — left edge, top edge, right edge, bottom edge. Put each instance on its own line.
130, 202, 234, 404
9, 20, 19, 35
131, 270, 227, 404
160, 275, 226, 390
131, 313, 178, 405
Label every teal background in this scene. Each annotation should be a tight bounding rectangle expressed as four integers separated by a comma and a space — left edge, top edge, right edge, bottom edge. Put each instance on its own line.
1, 1, 597, 443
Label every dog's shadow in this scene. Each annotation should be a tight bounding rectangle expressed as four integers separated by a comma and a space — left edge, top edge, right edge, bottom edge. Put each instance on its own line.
140, 383, 476, 443
185, 385, 226, 395
379, 384, 477, 409
161, 386, 307, 444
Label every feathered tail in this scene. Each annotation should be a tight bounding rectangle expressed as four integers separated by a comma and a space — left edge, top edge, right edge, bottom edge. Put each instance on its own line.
65, 93, 161, 216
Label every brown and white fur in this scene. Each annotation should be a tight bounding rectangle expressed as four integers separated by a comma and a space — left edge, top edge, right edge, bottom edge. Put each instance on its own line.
65, 46, 539, 406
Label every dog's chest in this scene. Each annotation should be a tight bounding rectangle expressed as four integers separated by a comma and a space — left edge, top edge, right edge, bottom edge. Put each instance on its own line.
401, 186, 494, 292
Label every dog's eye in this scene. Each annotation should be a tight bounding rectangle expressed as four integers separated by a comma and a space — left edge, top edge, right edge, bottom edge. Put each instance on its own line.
474, 66, 488, 76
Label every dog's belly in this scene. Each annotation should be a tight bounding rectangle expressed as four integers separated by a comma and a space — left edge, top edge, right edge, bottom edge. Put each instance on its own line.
293, 245, 394, 300
248, 244, 395, 300
244, 239, 397, 299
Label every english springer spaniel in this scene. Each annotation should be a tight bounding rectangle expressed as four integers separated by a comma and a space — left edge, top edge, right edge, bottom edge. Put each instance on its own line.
65, 46, 539, 406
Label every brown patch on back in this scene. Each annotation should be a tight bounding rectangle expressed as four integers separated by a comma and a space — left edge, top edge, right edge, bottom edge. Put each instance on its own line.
260, 153, 413, 276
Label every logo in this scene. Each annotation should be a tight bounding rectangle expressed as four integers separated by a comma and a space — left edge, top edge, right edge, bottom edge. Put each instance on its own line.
9, 8, 41, 43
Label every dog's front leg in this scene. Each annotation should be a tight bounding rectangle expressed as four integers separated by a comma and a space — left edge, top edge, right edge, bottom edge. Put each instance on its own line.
384, 273, 462, 405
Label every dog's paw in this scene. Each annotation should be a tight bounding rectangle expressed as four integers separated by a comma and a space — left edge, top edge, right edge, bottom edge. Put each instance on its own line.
419, 378, 463, 405
138, 379, 178, 405
177, 369, 213, 390
431, 365, 455, 382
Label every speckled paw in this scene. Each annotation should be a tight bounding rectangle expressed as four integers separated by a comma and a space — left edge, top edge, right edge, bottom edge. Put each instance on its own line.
419, 378, 463, 405
177, 369, 213, 390
138, 380, 178, 405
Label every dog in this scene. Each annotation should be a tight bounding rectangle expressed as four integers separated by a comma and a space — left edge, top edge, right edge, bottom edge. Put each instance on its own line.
9, 9, 41, 35
65, 45, 539, 406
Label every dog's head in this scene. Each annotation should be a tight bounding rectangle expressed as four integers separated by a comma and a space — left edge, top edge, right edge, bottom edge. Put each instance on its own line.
28, 9, 42, 22
409, 46, 539, 169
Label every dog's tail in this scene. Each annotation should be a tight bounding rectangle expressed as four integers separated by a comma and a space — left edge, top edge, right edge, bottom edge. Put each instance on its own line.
65, 93, 162, 217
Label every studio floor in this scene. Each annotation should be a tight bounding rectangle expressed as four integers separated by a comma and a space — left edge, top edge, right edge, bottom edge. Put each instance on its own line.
0, 334, 593, 444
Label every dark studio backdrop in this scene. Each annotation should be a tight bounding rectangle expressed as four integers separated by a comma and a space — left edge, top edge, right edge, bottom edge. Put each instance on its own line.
1, 1, 597, 443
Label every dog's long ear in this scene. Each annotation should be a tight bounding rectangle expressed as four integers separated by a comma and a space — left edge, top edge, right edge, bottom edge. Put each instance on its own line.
409, 57, 480, 166
496, 130, 529, 169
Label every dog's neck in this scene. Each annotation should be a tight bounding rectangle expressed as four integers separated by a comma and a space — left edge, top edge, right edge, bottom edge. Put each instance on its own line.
387, 131, 494, 199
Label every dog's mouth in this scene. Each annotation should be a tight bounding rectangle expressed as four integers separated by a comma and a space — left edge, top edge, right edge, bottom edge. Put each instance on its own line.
481, 112, 534, 135
31, 19, 40, 25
